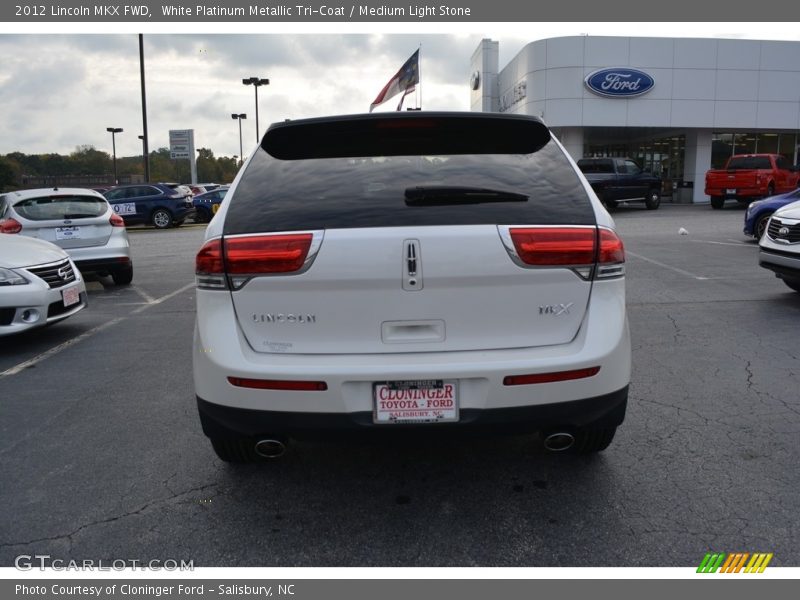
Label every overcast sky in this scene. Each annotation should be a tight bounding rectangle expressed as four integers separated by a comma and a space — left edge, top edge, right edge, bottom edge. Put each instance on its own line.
1, 24, 799, 159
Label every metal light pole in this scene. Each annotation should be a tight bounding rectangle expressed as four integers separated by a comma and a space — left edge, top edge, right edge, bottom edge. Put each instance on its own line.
242, 77, 269, 143
106, 127, 123, 184
231, 113, 247, 166
139, 34, 150, 182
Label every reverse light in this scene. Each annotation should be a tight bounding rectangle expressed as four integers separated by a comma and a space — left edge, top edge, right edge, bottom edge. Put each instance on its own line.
227, 377, 328, 391
503, 367, 601, 386
0, 218, 22, 234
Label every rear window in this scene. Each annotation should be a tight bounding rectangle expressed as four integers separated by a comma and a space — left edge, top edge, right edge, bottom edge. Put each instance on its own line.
13, 195, 107, 221
577, 159, 615, 174
224, 114, 594, 234
727, 156, 772, 170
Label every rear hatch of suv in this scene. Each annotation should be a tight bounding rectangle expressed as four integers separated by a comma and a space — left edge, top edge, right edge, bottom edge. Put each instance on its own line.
199, 113, 620, 355
11, 192, 114, 250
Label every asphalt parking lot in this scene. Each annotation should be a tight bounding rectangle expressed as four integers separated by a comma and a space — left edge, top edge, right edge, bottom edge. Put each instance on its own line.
1, 203, 798, 567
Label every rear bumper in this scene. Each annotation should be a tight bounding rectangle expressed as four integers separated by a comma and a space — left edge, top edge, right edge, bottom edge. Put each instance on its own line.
74, 256, 132, 273
197, 386, 628, 441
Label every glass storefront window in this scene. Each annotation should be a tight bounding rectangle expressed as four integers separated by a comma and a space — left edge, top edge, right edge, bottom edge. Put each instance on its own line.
712, 132, 797, 168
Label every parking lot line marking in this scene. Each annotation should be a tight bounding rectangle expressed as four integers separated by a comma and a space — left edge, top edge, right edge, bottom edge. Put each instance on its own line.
132, 286, 157, 304
626, 251, 708, 280
0, 317, 126, 379
689, 239, 758, 248
0, 282, 196, 380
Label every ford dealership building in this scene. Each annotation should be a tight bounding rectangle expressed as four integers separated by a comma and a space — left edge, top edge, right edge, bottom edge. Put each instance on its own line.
470, 37, 800, 203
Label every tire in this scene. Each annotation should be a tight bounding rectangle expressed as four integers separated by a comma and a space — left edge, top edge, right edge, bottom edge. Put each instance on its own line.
783, 279, 800, 293
755, 213, 772, 239
710, 196, 725, 209
571, 427, 617, 454
195, 209, 210, 224
151, 208, 172, 229
600, 194, 618, 210
111, 265, 133, 286
644, 188, 661, 210
210, 438, 259, 463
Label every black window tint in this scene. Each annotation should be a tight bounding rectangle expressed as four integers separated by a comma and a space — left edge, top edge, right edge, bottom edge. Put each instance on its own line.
105, 189, 125, 200
624, 160, 641, 175
577, 159, 614, 174
13, 195, 107, 220
776, 156, 791, 170
728, 156, 772, 169
225, 139, 594, 235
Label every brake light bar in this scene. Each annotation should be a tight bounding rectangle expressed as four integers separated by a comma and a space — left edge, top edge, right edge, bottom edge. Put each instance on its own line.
227, 377, 328, 391
224, 233, 313, 274
509, 227, 596, 266
503, 367, 600, 386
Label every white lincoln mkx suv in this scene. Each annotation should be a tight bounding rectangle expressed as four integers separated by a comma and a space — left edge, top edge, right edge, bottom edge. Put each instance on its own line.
193, 112, 631, 462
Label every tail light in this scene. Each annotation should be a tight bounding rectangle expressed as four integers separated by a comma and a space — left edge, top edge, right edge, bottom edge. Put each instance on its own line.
109, 213, 126, 228
500, 226, 624, 279
196, 232, 322, 290
0, 218, 22, 234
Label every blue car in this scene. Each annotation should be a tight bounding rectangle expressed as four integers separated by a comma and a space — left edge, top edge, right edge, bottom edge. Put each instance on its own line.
744, 188, 800, 239
103, 183, 195, 229
192, 186, 229, 223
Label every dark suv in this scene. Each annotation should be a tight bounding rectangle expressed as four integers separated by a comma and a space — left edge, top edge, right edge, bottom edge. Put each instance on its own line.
577, 158, 662, 210
104, 183, 195, 229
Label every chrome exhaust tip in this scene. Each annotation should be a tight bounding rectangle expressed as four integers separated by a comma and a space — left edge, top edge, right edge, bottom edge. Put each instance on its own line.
543, 432, 575, 452
254, 439, 287, 459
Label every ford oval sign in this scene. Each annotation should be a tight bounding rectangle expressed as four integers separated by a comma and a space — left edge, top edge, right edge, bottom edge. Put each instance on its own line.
585, 68, 654, 98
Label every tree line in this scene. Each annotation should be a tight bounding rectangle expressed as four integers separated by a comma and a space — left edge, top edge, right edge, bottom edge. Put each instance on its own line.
0, 145, 242, 191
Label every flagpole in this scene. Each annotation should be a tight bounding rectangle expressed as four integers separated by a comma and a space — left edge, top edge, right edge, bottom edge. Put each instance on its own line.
417, 43, 422, 110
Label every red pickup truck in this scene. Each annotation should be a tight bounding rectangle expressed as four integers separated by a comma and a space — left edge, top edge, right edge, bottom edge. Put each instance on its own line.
705, 154, 799, 209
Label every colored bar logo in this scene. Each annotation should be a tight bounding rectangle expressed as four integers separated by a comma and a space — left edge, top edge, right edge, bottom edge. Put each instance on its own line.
697, 552, 773, 573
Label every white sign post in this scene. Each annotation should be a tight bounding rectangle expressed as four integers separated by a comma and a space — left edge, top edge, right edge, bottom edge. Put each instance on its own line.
169, 129, 197, 184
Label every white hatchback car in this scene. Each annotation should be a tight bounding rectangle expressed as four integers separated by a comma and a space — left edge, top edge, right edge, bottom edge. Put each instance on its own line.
193, 112, 631, 461
759, 198, 800, 293
0, 188, 133, 285
0, 234, 87, 336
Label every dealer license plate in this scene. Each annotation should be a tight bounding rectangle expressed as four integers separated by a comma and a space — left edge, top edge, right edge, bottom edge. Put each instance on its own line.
726, 188, 737, 194
373, 380, 459, 424
62, 285, 80, 307
55, 226, 81, 240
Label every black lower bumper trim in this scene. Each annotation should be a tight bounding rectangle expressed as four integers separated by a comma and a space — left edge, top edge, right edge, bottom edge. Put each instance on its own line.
74, 257, 132, 273
197, 386, 628, 441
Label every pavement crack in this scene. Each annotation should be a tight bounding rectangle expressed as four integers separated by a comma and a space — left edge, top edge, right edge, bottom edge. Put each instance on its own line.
0, 483, 219, 550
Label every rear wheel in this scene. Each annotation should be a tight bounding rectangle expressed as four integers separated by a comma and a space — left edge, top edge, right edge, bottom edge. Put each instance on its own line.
783, 279, 800, 293
644, 188, 661, 210
710, 196, 725, 209
571, 427, 617, 454
111, 265, 133, 286
600, 194, 618, 210
151, 208, 172, 229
